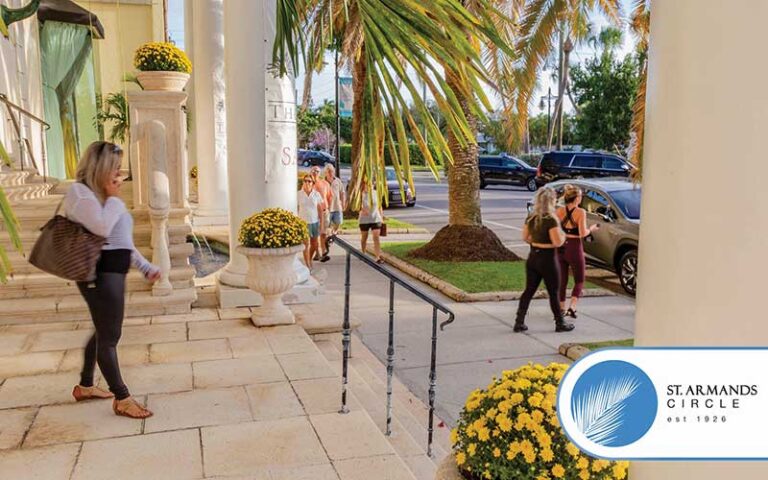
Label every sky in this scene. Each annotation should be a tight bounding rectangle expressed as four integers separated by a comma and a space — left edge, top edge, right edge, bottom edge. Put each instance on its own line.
167, 0, 635, 114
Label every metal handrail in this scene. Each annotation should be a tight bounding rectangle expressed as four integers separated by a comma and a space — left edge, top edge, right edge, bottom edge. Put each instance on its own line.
0, 94, 50, 128
0, 93, 50, 181
332, 235, 455, 457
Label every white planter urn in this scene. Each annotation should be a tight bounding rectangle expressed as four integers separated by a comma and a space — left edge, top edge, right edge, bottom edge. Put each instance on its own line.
237, 244, 305, 327
136, 71, 190, 91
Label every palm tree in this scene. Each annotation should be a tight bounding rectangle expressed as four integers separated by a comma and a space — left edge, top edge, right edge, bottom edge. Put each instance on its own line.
628, 0, 650, 179
273, 0, 506, 218
505, 0, 622, 151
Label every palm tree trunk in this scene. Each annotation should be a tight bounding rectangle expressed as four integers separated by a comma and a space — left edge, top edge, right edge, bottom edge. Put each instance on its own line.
445, 69, 481, 226
344, 43, 366, 218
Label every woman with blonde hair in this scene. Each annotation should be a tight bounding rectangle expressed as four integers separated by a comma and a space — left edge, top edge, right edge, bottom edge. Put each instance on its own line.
515, 187, 574, 333
64, 141, 160, 419
556, 184, 599, 318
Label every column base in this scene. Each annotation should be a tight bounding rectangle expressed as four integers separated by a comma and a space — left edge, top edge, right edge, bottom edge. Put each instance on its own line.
217, 277, 321, 309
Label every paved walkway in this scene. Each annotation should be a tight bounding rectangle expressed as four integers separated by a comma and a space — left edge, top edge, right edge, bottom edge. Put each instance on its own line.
0, 309, 423, 479
317, 235, 636, 426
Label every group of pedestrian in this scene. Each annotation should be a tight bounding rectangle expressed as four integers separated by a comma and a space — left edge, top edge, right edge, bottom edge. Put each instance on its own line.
297, 164, 346, 270
515, 184, 599, 333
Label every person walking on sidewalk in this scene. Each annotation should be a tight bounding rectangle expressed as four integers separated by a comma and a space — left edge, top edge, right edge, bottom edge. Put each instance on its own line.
298, 174, 325, 270
310, 165, 331, 262
324, 163, 345, 242
515, 187, 574, 333
66, 141, 160, 419
556, 184, 599, 319
359, 180, 385, 264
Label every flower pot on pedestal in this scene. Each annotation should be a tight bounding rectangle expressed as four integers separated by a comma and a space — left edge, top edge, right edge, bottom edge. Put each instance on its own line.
136, 71, 190, 92
237, 244, 305, 326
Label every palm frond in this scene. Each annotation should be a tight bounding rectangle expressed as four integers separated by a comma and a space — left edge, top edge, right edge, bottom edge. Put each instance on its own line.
572, 375, 640, 445
0, 138, 10, 166
628, 59, 646, 180
0, 184, 22, 283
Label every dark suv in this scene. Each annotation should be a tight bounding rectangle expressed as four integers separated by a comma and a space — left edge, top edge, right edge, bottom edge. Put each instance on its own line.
479, 154, 538, 191
535, 151, 633, 187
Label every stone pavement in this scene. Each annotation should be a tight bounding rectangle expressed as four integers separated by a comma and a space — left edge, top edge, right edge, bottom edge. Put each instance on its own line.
0, 308, 434, 480
316, 234, 636, 426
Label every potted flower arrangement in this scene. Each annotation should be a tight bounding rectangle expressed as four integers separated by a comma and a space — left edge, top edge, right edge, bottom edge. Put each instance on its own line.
237, 208, 308, 326
441, 363, 629, 480
133, 42, 192, 91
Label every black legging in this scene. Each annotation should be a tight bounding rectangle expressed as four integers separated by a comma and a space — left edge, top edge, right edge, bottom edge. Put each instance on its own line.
517, 247, 562, 319
77, 254, 131, 400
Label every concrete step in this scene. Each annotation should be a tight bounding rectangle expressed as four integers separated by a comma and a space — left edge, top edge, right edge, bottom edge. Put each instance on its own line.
0, 266, 196, 300
5, 205, 191, 233
3, 182, 55, 203
313, 333, 450, 479
0, 170, 33, 187
0, 223, 193, 251
0, 287, 196, 325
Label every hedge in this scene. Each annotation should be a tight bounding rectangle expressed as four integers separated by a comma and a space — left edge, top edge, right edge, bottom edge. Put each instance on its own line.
338, 143, 442, 167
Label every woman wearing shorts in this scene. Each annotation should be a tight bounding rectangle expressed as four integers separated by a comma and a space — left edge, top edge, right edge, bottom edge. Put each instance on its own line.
359, 181, 385, 263
298, 175, 325, 269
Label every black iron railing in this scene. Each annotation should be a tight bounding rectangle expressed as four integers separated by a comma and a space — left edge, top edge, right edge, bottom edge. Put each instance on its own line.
332, 235, 455, 457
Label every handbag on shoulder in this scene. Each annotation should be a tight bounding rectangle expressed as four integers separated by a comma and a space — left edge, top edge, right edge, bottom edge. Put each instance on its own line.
29, 201, 106, 282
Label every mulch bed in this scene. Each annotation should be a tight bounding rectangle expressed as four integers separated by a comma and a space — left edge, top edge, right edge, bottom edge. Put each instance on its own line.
409, 225, 521, 262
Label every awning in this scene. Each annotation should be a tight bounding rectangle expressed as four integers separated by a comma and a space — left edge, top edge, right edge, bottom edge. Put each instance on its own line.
37, 0, 105, 39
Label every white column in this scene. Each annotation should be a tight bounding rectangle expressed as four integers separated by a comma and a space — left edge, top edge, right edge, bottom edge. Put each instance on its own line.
633, 1, 768, 479
219, 0, 298, 289
189, 0, 229, 225
183, 0, 196, 200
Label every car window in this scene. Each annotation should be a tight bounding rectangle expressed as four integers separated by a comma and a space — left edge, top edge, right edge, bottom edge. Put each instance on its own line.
581, 189, 610, 214
480, 157, 502, 166
603, 157, 625, 170
503, 159, 521, 168
608, 188, 641, 220
571, 156, 601, 168
385, 169, 396, 181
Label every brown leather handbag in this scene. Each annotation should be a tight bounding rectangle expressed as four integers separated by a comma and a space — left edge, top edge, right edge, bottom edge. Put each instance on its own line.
29, 202, 106, 282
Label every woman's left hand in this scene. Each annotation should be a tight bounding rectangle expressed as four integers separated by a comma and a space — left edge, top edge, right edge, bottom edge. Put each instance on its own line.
146, 269, 162, 283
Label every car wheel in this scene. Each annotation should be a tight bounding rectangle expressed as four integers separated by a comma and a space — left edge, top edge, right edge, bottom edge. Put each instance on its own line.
526, 177, 538, 192
406, 201, 416, 207
302, 160, 311, 167
618, 250, 638, 296
479, 177, 487, 189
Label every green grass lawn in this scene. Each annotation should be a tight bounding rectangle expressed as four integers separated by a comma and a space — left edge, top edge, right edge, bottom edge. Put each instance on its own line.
383, 242, 596, 293
581, 339, 634, 350
342, 217, 416, 230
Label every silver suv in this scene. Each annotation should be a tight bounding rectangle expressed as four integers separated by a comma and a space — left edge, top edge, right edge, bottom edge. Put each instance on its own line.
528, 178, 640, 295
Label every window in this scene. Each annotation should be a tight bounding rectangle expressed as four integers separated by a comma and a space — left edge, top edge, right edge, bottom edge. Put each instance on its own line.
480, 157, 502, 166
603, 157, 625, 170
571, 156, 601, 168
609, 188, 642, 220
581, 189, 610, 214
504, 159, 521, 168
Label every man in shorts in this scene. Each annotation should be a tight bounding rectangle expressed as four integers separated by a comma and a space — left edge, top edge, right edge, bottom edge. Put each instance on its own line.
324, 164, 345, 243
310, 165, 332, 262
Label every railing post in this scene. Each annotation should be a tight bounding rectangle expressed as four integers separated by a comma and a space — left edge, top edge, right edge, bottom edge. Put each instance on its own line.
385, 279, 395, 436
339, 250, 352, 414
427, 306, 438, 458
145, 120, 172, 296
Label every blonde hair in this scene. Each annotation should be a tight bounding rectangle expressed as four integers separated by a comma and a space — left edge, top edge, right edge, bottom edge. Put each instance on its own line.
75, 141, 123, 203
530, 187, 558, 227
563, 184, 582, 204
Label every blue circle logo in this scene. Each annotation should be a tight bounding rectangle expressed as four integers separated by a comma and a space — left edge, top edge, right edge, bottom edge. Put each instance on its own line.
571, 360, 657, 447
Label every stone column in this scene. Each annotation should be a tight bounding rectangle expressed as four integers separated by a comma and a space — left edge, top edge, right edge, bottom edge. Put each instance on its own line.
183, 0, 197, 202
189, 0, 229, 225
633, 1, 768, 479
218, 0, 308, 307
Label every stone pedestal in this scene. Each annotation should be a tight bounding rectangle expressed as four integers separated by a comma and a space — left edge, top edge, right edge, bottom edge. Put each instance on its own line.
127, 91, 189, 210
632, 1, 768, 478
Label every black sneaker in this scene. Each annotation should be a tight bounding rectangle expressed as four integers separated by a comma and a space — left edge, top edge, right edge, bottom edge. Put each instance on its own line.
555, 321, 575, 332
513, 323, 528, 333
320, 254, 330, 263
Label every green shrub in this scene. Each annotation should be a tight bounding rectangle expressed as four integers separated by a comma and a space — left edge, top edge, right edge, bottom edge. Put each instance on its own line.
239, 208, 307, 249
134, 42, 192, 73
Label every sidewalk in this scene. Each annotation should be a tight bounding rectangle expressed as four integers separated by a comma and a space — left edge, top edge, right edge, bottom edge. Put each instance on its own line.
315, 236, 635, 426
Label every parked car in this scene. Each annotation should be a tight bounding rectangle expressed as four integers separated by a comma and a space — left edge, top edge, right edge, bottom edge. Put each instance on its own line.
535, 150, 633, 187
385, 167, 416, 207
479, 154, 538, 191
298, 149, 335, 168
527, 178, 641, 295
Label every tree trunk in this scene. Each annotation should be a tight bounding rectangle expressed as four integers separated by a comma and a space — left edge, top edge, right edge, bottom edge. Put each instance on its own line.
344, 43, 366, 219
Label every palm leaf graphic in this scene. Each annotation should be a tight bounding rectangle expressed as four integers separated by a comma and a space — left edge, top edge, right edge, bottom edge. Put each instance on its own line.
572, 376, 640, 445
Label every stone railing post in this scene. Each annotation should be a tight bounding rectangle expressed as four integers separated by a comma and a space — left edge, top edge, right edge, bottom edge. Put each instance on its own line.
144, 120, 172, 296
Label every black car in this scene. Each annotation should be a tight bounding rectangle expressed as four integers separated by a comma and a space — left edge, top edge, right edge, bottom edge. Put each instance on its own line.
479, 154, 538, 191
385, 167, 416, 207
535, 151, 633, 187
298, 149, 335, 168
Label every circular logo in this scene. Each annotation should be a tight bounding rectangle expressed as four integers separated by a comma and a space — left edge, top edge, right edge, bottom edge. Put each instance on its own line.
571, 360, 657, 447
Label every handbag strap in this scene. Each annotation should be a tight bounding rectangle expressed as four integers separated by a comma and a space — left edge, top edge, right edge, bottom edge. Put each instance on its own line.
53, 198, 65, 217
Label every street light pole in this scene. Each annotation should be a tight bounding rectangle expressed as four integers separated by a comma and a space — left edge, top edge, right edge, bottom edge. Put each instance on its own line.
334, 43, 341, 177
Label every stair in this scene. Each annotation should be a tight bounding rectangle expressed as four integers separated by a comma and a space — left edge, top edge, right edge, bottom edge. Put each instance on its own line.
313, 331, 453, 480
0, 174, 197, 326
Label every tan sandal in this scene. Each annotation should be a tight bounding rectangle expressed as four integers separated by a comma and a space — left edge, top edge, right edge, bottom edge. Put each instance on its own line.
113, 397, 153, 419
72, 385, 114, 402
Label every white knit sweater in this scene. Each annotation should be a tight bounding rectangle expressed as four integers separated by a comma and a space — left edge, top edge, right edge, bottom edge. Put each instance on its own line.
63, 183, 157, 276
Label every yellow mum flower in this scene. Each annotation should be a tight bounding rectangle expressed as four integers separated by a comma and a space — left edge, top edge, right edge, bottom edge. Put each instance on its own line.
540, 448, 554, 462
492, 448, 501, 458
450, 428, 459, 445
467, 443, 477, 456
478, 428, 491, 442
577, 457, 589, 470
551, 464, 565, 478
579, 469, 590, 480
455, 452, 466, 466
566, 443, 580, 457
612, 463, 628, 479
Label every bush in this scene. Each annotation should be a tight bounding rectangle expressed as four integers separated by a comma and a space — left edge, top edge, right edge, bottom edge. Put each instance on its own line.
134, 42, 192, 73
338, 143, 442, 167
451, 363, 629, 480
238, 208, 307, 249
